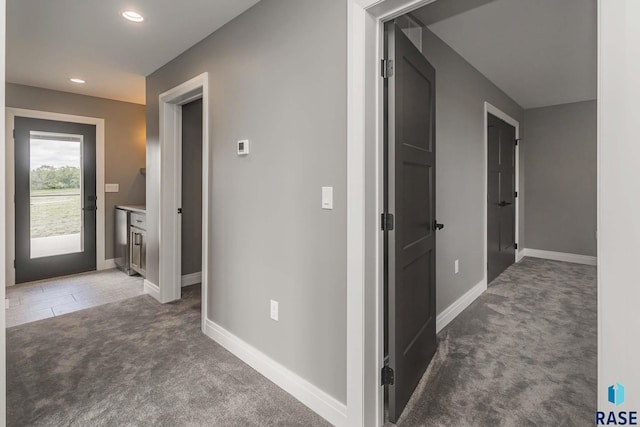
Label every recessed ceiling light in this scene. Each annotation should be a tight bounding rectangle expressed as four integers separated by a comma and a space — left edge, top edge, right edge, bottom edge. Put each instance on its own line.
122, 10, 144, 23
69, 78, 86, 84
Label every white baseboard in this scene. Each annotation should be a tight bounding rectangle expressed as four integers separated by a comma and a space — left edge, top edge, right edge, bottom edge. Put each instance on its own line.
436, 278, 487, 333
516, 249, 525, 263
181, 272, 202, 287
522, 248, 597, 266
143, 279, 161, 301
98, 258, 117, 270
203, 319, 347, 427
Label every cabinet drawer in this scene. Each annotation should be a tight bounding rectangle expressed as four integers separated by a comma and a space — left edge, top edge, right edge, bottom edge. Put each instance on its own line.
130, 212, 146, 230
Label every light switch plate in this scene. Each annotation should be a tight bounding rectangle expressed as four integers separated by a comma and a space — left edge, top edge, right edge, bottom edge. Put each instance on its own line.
322, 186, 333, 210
105, 183, 119, 193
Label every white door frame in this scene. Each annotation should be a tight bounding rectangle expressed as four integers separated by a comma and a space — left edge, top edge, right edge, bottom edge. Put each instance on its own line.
347, 1, 440, 426
4, 108, 106, 287
155, 72, 209, 331
483, 102, 521, 280
348, 1, 608, 426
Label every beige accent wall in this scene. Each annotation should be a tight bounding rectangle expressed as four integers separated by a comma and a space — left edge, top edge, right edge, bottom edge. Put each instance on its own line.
6, 83, 146, 260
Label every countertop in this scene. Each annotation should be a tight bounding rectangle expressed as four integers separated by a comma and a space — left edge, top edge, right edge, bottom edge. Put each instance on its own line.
116, 205, 146, 214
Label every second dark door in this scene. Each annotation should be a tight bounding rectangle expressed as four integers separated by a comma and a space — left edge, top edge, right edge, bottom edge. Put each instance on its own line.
487, 113, 516, 283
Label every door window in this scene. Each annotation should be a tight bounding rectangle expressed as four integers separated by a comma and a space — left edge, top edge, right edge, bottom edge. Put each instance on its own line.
29, 131, 84, 258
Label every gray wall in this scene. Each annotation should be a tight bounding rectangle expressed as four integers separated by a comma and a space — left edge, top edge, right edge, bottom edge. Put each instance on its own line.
146, 0, 347, 402
6, 83, 146, 260
524, 100, 597, 256
181, 99, 203, 276
420, 27, 525, 312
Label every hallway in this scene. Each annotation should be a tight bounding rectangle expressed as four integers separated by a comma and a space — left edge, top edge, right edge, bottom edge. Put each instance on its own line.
7, 285, 327, 426
398, 258, 597, 426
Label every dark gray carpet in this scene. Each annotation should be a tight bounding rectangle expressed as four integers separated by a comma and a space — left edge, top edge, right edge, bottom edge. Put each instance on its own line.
397, 258, 597, 426
7, 285, 329, 427
8, 258, 597, 426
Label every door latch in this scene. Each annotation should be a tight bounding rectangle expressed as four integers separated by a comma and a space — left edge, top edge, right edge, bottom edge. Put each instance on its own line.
434, 220, 444, 231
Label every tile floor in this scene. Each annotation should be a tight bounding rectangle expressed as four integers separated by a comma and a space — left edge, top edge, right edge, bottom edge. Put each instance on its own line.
5, 269, 145, 328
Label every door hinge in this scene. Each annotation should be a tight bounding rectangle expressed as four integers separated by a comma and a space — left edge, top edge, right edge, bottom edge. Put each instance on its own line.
177, 208, 183, 214
381, 213, 394, 231
514, 243, 518, 250
515, 138, 520, 146
514, 191, 518, 198
13, 260, 16, 268
12, 129, 15, 139
382, 366, 395, 386
381, 59, 394, 78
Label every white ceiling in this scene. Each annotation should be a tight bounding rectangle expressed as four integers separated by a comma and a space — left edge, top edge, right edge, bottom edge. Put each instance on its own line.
413, 0, 597, 109
7, 0, 261, 105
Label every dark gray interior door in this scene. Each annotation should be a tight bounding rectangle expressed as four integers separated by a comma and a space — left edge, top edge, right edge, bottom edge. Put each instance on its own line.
15, 117, 97, 283
384, 21, 438, 423
487, 113, 516, 283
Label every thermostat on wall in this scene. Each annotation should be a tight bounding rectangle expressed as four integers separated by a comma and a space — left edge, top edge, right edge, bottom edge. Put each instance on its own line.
237, 139, 250, 155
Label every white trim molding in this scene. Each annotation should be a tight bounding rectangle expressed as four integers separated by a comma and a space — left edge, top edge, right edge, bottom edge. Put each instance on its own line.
516, 249, 525, 263
203, 319, 348, 427
4, 108, 106, 287
349, 1, 441, 426
521, 248, 597, 266
181, 272, 202, 287
157, 72, 210, 331
144, 279, 161, 300
436, 279, 487, 333
98, 258, 117, 270
1, 6, 7, 419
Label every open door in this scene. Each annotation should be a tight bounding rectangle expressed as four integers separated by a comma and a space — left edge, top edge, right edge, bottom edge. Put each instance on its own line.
384, 21, 439, 423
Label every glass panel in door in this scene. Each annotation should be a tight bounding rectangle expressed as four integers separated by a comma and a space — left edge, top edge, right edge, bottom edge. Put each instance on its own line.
29, 131, 84, 258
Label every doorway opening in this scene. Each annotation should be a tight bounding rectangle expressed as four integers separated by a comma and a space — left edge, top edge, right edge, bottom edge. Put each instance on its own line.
156, 72, 209, 331
179, 98, 204, 292
365, 0, 598, 425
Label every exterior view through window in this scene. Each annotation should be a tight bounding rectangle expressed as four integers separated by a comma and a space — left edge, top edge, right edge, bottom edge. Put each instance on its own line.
29, 131, 84, 258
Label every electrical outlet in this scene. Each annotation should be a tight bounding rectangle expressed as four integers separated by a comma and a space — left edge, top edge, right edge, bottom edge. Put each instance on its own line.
270, 300, 279, 321
454, 259, 459, 274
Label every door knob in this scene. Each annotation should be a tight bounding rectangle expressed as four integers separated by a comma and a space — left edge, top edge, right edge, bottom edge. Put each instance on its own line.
434, 221, 444, 231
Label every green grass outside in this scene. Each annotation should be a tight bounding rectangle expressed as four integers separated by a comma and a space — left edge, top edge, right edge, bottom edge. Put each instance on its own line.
30, 188, 81, 238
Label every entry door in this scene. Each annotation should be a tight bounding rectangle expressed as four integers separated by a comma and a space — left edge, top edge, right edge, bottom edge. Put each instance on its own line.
14, 117, 97, 283
384, 21, 438, 423
487, 113, 516, 283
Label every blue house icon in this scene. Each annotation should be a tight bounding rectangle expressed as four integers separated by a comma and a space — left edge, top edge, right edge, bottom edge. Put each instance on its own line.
608, 383, 625, 406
